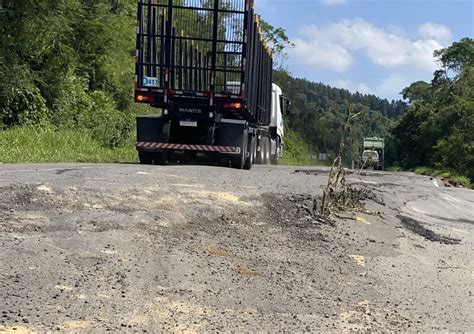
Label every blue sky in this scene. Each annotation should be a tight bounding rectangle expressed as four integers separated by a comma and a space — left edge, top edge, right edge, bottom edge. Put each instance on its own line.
255, 0, 474, 100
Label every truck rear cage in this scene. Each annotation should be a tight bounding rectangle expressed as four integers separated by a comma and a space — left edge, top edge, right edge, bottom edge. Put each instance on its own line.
135, 0, 272, 125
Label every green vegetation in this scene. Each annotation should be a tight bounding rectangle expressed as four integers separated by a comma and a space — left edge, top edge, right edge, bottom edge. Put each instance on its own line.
413, 167, 471, 189
281, 127, 321, 166
389, 38, 474, 186
0, 0, 471, 183
258, 17, 294, 70
0, 126, 136, 163
273, 70, 406, 165
0, 0, 139, 159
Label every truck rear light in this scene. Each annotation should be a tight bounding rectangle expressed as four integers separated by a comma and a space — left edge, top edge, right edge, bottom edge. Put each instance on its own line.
136, 94, 154, 103
223, 102, 242, 109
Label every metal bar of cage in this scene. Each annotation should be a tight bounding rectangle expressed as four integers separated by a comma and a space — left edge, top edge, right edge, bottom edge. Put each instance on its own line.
135, 0, 273, 125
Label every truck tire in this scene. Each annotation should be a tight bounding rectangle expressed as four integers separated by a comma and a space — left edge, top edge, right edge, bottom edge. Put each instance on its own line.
153, 152, 167, 165
231, 151, 246, 169
138, 151, 153, 165
255, 138, 265, 165
270, 138, 280, 165
176, 152, 191, 164
263, 137, 271, 165
219, 157, 230, 167
231, 136, 248, 170
252, 138, 258, 162
244, 136, 254, 170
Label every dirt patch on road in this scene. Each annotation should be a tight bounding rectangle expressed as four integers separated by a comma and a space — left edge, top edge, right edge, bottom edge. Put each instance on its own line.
294, 169, 326, 176
0, 326, 33, 334
0, 179, 443, 332
339, 300, 411, 333
398, 215, 461, 245
261, 193, 337, 228
0, 184, 63, 212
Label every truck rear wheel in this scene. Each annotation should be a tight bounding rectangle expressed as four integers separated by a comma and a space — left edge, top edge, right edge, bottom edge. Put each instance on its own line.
153, 152, 167, 165
138, 151, 153, 165
263, 137, 271, 165
244, 136, 254, 170
218, 157, 230, 167
231, 153, 246, 169
270, 138, 279, 165
255, 139, 264, 164
231, 136, 248, 170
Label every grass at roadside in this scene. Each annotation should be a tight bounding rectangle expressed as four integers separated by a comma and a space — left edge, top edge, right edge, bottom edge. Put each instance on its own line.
387, 166, 472, 189
0, 126, 137, 163
280, 156, 328, 167
280, 127, 328, 167
413, 166, 472, 189
0, 125, 332, 167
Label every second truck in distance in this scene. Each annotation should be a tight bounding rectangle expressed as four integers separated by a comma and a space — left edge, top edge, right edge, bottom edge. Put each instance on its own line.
361, 137, 385, 171
134, 0, 290, 169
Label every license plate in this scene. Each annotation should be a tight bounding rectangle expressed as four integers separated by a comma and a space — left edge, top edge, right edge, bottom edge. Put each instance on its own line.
142, 76, 159, 87
179, 120, 198, 127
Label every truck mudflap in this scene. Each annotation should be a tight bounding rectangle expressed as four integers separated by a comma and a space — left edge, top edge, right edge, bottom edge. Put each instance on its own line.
136, 142, 241, 155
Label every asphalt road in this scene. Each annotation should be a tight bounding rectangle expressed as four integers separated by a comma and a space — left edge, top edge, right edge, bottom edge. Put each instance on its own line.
0, 164, 473, 333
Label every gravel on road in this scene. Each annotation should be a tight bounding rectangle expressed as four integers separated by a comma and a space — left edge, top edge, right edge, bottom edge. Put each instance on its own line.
0, 164, 473, 333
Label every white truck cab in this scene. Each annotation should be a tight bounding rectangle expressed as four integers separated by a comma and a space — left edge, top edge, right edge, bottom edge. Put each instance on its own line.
270, 84, 290, 161
271, 84, 285, 141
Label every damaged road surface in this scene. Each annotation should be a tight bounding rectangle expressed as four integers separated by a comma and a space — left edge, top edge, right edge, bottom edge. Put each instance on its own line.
0, 164, 473, 333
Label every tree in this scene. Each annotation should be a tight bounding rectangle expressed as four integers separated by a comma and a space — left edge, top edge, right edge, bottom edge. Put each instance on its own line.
402, 81, 432, 103
0, 0, 136, 146
272, 70, 404, 165
258, 17, 294, 69
434, 37, 474, 80
0, 0, 79, 126
391, 38, 474, 183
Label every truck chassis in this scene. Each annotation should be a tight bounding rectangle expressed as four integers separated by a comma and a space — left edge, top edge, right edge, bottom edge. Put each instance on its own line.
136, 115, 279, 169
133, 0, 286, 169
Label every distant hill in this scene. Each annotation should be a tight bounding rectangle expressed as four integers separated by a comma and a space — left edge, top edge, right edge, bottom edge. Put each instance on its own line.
273, 70, 407, 163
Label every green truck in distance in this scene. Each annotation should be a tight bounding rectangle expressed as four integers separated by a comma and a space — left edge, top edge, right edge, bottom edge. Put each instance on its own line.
362, 137, 385, 171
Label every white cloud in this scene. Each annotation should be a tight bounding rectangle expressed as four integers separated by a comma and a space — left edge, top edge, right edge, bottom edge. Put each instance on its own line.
290, 18, 452, 73
331, 79, 373, 95
375, 73, 415, 99
332, 68, 434, 99
292, 27, 353, 72
320, 0, 347, 5
419, 23, 452, 44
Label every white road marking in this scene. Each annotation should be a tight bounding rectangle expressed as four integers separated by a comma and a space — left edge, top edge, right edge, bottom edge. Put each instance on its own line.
156, 173, 181, 178
442, 194, 463, 203
347, 178, 378, 185
433, 180, 439, 187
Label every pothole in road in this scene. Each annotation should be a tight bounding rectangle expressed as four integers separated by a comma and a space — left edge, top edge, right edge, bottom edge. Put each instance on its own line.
398, 215, 461, 245
262, 193, 336, 228
294, 169, 326, 176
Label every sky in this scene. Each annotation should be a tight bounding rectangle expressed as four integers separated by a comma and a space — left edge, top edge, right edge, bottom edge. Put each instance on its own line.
255, 0, 474, 100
